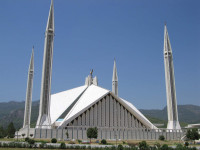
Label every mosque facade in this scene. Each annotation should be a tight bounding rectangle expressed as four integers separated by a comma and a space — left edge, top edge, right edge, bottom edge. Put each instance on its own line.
16, 0, 184, 140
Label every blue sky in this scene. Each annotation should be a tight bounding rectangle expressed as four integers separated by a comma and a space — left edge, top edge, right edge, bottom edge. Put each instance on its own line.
0, 0, 199, 109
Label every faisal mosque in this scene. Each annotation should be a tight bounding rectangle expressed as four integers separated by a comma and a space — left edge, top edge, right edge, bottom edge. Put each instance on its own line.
17, 0, 184, 140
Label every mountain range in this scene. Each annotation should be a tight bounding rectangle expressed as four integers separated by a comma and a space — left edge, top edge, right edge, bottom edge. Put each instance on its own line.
0, 100, 199, 129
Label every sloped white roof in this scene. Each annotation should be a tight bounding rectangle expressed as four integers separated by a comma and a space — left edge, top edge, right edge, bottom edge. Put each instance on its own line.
50, 84, 156, 129
120, 98, 157, 129
50, 85, 87, 124
59, 85, 109, 127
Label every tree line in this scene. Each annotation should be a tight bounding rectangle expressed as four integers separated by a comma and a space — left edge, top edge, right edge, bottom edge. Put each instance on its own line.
0, 122, 16, 138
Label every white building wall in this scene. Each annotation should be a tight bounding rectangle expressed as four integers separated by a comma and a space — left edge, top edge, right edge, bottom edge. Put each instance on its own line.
113, 99, 117, 127
94, 104, 97, 126
78, 116, 81, 126
125, 109, 128, 127
128, 112, 131, 128
121, 105, 124, 127
110, 96, 113, 127
86, 110, 89, 126
106, 96, 109, 127
117, 102, 120, 127
90, 107, 93, 126
98, 101, 102, 127
82, 113, 85, 126
102, 98, 106, 127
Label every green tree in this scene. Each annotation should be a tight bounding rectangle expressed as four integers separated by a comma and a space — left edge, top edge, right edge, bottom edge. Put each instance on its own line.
7, 122, 16, 138
159, 135, 165, 141
28, 139, 35, 148
66, 130, 69, 140
101, 139, 107, 144
0, 126, 5, 138
160, 144, 169, 150
77, 139, 82, 144
139, 141, 149, 150
87, 127, 98, 143
60, 142, 66, 149
186, 128, 200, 143
51, 138, 57, 143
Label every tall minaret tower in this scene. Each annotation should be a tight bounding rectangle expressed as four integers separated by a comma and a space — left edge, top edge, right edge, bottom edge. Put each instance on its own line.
23, 48, 34, 135
112, 59, 118, 96
36, 0, 54, 129
163, 24, 181, 130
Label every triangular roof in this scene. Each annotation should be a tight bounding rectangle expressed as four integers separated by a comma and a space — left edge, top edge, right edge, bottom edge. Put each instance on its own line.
50, 84, 157, 129
50, 85, 87, 124
59, 85, 109, 127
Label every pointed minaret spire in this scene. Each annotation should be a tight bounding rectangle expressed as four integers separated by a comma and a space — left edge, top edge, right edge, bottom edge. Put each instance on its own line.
112, 59, 118, 96
23, 47, 34, 137
163, 24, 181, 130
36, 0, 54, 129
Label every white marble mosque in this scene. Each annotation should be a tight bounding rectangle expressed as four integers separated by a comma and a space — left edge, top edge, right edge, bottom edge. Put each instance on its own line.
17, 0, 184, 140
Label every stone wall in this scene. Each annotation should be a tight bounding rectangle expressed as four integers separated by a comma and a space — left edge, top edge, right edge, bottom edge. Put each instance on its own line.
34, 127, 185, 140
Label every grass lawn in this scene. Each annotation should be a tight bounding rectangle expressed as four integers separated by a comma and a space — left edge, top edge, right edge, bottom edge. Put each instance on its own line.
0, 148, 61, 150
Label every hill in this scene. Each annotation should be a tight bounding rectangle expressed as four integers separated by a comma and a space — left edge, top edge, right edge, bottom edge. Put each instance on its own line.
0, 101, 39, 129
140, 105, 200, 124
0, 100, 199, 129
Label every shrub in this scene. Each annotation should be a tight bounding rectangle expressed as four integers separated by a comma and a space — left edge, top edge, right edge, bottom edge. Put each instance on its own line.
47, 145, 57, 149
3, 143, 8, 147
25, 137, 29, 142
160, 144, 169, 150
0, 126, 5, 138
69, 145, 74, 149
101, 139, 107, 144
78, 139, 82, 144
28, 139, 35, 145
8, 142, 15, 148
150, 146, 158, 150
75, 145, 81, 149
122, 141, 126, 144
185, 141, 189, 147
139, 141, 149, 150
186, 128, 200, 142
87, 127, 98, 143
15, 143, 23, 148
154, 142, 161, 149
7, 122, 16, 138
118, 144, 124, 150
39, 142, 47, 148
60, 142, 66, 149
22, 143, 27, 148
176, 143, 184, 150
51, 138, 57, 143
80, 145, 86, 149
159, 135, 165, 141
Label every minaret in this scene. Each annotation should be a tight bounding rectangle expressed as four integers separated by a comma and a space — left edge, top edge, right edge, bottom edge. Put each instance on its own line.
36, 0, 54, 128
112, 59, 118, 96
23, 48, 34, 135
163, 24, 181, 130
